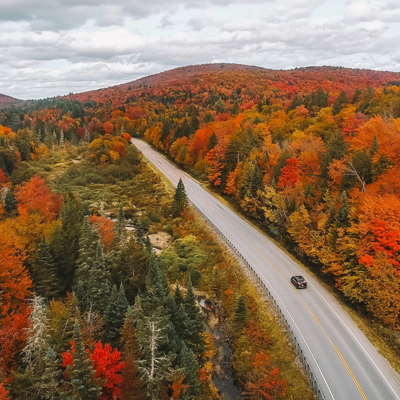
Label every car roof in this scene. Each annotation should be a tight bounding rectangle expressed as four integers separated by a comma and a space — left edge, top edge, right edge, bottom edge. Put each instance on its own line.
294, 275, 305, 280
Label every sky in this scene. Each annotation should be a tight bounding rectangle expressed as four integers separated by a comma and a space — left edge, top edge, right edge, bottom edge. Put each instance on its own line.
1, 0, 400, 100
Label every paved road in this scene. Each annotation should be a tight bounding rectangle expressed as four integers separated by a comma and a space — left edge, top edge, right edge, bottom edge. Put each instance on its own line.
132, 138, 400, 400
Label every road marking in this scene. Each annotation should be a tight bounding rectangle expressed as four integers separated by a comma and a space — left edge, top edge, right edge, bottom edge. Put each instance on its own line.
133, 139, 400, 400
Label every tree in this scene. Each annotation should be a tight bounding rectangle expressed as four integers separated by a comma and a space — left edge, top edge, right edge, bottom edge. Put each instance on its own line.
0, 383, 10, 400
3, 190, 17, 215
119, 307, 144, 399
103, 284, 129, 346
184, 279, 205, 356
233, 296, 248, 331
86, 244, 111, 313
62, 320, 101, 400
172, 179, 188, 217
37, 346, 63, 400
50, 193, 84, 293
33, 238, 59, 300
91, 342, 125, 400
134, 298, 174, 399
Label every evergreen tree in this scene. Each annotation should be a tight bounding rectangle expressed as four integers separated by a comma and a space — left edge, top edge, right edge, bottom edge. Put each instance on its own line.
179, 344, 201, 399
112, 204, 127, 248
3, 189, 17, 215
36, 347, 63, 400
370, 135, 379, 156
233, 296, 248, 331
103, 284, 129, 346
19, 296, 51, 396
172, 178, 188, 217
135, 222, 145, 246
184, 279, 205, 356
174, 285, 184, 307
86, 243, 111, 312
336, 191, 349, 228
134, 300, 174, 400
34, 238, 59, 300
67, 320, 101, 400
119, 308, 144, 400
332, 90, 348, 115
50, 194, 84, 293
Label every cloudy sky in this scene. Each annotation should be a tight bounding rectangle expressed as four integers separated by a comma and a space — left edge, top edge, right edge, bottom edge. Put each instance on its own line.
1, 0, 399, 99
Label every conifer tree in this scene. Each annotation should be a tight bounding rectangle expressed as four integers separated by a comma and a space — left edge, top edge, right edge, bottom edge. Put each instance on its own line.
184, 279, 205, 355
179, 343, 201, 399
66, 320, 101, 400
20, 296, 51, 396
36, 346, 63, 400
86, 243, 111, 313
233, 296, 248, 331
174, 285, 184, 307
103, 284, 129, 346
112, 204, 127, 248
172, 178, 188, 217
336, 191, 349, 228
34, 238, 59, 300
135, 222, 145, 246
119, 307, 144, 400
370, 135, 379, 156
134, 300, 174, 400
3, 190, 17, 215
50, 194, 84, 293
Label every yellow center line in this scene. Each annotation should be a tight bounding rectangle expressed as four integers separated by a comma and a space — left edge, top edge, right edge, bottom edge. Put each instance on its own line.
220, 214, 368, 400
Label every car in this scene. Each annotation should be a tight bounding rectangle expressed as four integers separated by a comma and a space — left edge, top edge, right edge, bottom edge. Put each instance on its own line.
291, 275, 307, 289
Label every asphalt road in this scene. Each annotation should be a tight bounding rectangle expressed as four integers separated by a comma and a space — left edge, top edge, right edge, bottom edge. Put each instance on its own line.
132, 138, 400, 400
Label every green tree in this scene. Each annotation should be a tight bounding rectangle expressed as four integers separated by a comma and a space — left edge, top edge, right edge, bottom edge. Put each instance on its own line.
3, 189, 17, 215
34, 238, 59, 300
172, 178, 188, 217
67, 320, 101, 400
37, 347, 63, 400
335, 191, 349, 228
233, 296, 248, 331
179, 343, 200, 399
332, 90, 348, 115
50, 193, 84, 293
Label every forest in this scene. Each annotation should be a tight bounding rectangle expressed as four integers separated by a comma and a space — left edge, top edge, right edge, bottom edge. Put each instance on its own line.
1, 63, 400, 398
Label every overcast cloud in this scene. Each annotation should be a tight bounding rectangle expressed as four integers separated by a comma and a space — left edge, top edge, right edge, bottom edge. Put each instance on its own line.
1, 0, 399, 99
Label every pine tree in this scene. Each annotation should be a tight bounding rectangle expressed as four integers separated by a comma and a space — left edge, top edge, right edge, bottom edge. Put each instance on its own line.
370, 135, 379, 156
332, 90, 348, 115
336, 191, 349, 228
36, 346, 63, 400
119, 307, 144, 400
86, 243, 111, 313
20, 296, 51, 397
135, 222, 145, 246
34, 238, 59, 300
103, 284, 129, 346
50, 194, 84, 293
233, 296, 247, 331
179, 344, 201, 399
174, 285, 184, 307
184, 279, 205, 356
112, 204, 127, 248
3, 190, 17, 215
134, 300, 174, 400
67, 320, 101, 400
172, 178, 188, 217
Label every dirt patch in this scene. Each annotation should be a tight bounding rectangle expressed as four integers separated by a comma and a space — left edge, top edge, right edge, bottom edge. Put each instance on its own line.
148, 232, 173, 250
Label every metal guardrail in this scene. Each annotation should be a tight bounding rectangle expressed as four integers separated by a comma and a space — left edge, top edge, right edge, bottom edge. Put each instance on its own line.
189, 200, 325, 400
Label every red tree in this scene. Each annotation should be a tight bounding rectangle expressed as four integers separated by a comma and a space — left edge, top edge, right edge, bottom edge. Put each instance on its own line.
277, 157, 299, 188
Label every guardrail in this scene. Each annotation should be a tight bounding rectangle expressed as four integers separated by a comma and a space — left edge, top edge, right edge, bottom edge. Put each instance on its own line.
189, 200, 325, 400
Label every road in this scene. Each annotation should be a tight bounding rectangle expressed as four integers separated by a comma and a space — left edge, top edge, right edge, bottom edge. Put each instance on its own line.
132, 138, 400, 400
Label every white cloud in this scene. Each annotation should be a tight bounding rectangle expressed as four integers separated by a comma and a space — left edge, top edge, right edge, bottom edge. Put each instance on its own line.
0, 0, 399, 99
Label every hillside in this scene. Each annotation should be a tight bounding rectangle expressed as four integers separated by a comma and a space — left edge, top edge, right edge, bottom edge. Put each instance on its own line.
67, 63, 400, 106
0, 93, 18, 108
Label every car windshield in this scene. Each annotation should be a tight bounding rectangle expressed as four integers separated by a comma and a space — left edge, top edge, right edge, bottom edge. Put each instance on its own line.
296, 276, 305, 282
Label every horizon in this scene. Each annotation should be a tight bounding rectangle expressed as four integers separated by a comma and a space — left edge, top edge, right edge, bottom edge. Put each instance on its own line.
1, 0, 400, 100
3, 62, 400, 102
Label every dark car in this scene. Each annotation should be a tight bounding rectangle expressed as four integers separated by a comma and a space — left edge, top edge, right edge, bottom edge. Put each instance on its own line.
291, 275, 307, 289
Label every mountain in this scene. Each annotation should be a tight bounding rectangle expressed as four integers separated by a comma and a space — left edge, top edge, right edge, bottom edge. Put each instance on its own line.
0, 93, 19, 108
67, 63, 400, 105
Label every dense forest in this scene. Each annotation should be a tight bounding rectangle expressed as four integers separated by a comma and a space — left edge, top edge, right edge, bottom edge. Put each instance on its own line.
1, 63, 400, 398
